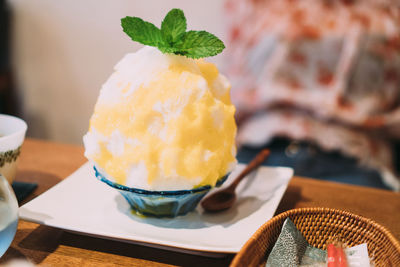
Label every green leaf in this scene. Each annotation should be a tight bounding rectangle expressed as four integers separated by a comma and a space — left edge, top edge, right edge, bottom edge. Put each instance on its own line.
121, 16, 165, 47
121, 9, 226, 58
174, 31, 225, 59
161, 8, 186, 45
158, 45, 179, 54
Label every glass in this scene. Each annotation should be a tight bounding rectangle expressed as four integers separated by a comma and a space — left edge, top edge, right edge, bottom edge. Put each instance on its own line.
0, 173, 18, 257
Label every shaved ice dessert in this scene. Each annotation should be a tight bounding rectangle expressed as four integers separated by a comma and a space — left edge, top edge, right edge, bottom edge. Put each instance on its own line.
83, 9, 237, 217
84, 46, 237, 191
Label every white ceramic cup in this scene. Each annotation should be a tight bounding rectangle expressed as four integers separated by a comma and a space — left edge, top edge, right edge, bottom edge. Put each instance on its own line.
0, 114, 27, 184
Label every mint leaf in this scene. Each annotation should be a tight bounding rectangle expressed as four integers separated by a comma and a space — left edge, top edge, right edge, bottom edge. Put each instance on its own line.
174, 31, 225, 59
161, 8, 186, 45
158, 46, 179, 54
121, 16, 165, 47
121, 9, 226, 58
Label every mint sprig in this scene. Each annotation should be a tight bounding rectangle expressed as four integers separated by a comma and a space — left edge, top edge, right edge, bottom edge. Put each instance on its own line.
121, 8, 225, 59
161, 8, 186, 46
121, 17, 164, 47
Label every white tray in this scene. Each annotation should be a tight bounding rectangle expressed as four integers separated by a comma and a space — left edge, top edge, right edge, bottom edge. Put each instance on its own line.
20, 162, 293, 257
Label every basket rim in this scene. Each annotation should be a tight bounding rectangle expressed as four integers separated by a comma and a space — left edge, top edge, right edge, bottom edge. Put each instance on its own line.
230, 207, 400, 266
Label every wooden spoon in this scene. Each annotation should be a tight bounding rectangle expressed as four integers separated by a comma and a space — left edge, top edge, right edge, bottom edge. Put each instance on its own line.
201, 149, 270, 213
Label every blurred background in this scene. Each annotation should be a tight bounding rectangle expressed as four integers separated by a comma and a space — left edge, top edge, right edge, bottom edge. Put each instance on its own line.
1, 0, 225, 144
2, 0, 400, 190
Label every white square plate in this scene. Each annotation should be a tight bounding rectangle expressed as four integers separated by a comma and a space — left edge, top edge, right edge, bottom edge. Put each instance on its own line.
20, 162, 293, 256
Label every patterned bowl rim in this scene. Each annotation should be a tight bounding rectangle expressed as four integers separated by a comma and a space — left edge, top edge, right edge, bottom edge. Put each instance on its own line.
94, 166, 229, 196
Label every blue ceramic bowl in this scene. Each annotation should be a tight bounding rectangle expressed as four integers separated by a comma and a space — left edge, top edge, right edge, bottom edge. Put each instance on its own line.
94, 166, 228, 217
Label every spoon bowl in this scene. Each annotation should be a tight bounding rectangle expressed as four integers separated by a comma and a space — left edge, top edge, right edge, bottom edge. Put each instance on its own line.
201, 149, 270, 213
202, 190, 237, 212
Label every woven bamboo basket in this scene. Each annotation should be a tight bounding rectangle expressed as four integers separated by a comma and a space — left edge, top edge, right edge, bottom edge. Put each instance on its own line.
230, 207, 400, 267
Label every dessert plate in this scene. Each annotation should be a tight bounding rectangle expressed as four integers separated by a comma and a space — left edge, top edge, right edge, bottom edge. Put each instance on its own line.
19, 162, 293, 257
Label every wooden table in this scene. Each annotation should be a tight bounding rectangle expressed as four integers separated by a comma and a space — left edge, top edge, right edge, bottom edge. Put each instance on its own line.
1, 138, 400, 266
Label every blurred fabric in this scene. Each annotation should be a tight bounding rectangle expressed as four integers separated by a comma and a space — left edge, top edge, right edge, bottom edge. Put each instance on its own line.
238, 137, 391, 190
223, 0, 400, 190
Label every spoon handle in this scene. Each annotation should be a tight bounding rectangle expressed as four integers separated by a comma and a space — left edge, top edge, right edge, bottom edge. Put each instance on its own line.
229, 149, 270, 189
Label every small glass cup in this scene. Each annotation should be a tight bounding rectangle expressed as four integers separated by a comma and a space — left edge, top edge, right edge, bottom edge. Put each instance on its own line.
0, 114, 27, 184
0, 114, 26, 257
0, 173, 18, 257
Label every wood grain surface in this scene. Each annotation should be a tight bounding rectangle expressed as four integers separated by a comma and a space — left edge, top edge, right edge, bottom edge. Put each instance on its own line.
1, 138, 399, 266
